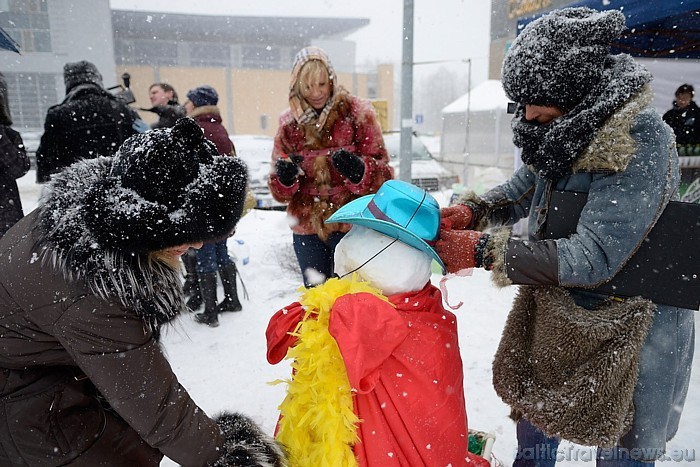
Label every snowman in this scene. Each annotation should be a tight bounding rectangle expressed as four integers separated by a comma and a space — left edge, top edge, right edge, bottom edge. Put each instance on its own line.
266, 180, 490, 467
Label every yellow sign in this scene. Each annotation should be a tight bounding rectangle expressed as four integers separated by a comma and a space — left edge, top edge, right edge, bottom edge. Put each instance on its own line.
371, 99, 389, 133
507, 0, 552, 19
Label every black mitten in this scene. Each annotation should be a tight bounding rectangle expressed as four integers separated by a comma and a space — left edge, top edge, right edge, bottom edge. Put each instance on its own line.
213, 412, 287, 467
331, 149, 365, 184
275, 158, 299, 187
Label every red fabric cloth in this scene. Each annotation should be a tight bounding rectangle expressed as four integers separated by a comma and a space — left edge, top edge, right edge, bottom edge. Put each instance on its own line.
266, 283, 489, 467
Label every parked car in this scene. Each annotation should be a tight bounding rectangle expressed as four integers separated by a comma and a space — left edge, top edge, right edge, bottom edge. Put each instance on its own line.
382, 131, 458, 191
231, 134, 285, 210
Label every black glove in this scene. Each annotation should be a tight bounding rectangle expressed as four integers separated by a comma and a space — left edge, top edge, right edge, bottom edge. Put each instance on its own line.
331, 149, 365, 184
275, 157, 300, 187
213, 412, 287, 466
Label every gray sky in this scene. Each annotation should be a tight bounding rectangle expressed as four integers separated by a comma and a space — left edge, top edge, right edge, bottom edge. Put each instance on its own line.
109, 0, 492, 85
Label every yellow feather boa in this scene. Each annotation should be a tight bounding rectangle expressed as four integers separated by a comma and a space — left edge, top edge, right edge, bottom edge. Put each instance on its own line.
274, 275, 390, 467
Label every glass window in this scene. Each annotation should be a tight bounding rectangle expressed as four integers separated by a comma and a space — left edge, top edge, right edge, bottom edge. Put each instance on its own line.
241, 45, 282, 70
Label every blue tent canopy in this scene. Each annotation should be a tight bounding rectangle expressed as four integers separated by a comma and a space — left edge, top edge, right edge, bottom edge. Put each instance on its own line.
517, 0, 700, 59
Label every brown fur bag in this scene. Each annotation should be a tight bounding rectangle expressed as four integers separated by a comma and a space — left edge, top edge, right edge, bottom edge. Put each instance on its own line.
492, 285, 654, 446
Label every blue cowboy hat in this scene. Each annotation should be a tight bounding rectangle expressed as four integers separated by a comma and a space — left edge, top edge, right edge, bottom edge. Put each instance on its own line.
326, 180, 446, 274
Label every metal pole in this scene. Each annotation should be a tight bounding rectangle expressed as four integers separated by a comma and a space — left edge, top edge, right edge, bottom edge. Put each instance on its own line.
399, 0, 414, 183
462, 58, 471, 187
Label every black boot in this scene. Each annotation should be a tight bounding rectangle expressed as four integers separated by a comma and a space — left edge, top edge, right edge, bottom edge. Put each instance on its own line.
181, 250, 200, 298
217, 263, 242, 313
194, 272, 219, 327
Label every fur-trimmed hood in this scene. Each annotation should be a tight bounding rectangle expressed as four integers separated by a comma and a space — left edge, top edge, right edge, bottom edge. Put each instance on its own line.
35, 158, 186, 335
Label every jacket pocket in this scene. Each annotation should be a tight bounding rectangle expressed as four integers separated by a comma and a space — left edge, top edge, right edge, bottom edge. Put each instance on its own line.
0, 367, 106, 466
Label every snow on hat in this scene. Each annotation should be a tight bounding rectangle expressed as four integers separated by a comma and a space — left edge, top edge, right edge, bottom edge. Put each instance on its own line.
502, 7, 626, 111
187, 85, 219, 107
82, 117, 248, 252
63, 60, 104, 93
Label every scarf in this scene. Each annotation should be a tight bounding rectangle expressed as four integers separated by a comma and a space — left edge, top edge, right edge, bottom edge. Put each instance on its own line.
512, 54, 651, 181
288, 46, 349, 131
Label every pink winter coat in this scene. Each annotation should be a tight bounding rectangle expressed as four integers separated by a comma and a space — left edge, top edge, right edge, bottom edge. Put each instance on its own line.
268, 93, 393, 239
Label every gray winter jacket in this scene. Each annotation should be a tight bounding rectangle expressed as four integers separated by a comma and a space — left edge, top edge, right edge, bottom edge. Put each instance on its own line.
477, 86, 694, 457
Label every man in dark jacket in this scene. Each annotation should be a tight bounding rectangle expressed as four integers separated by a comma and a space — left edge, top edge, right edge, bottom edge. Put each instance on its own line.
142, 82, 186, 129
0, 72, 30, 237
35, 60, 144, 183
663, 84, 700, 185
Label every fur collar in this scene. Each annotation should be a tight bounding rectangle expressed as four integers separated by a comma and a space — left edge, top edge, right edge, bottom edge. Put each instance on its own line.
189, 105, 221, 119
35, 158, 186, 338
573, 84, 653, 172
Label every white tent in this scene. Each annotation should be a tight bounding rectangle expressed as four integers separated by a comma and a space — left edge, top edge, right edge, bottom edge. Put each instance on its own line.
439, 80, 515, 191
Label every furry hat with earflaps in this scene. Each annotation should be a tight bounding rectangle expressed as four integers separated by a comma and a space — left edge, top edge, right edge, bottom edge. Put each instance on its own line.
502, 7, 626, 111
63, 60, 104, 93
37, 117, 248, 335
82, 117, 247, 252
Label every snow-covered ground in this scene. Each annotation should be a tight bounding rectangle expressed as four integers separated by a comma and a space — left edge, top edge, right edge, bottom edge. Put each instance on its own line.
16, 171, 700, 466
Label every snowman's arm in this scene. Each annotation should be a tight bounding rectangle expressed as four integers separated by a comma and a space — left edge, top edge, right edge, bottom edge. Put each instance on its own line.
266, 302, 305, 364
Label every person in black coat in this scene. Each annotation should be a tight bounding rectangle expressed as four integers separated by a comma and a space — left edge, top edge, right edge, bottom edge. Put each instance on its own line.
663, 84, 700, 184
35, 60, 144, 183
142, 82, 186, 129
0, 72, 30, 237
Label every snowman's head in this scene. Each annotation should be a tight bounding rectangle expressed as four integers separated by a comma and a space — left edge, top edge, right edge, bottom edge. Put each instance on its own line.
334, 225, 432, 295
325, 180, 446, 277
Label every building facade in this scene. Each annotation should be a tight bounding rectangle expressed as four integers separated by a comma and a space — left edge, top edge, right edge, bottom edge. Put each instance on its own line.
0, 2, 394, 138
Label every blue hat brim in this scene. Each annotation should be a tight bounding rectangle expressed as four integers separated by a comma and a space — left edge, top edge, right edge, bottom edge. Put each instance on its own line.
327, 195, 446, 274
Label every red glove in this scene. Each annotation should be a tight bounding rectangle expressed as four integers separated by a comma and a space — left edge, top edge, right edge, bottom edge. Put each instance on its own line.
436, 229, 492, 273
440, 204, 474, 230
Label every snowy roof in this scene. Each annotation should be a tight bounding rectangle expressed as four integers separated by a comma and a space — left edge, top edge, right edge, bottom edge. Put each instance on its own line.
442, 80, 510, 114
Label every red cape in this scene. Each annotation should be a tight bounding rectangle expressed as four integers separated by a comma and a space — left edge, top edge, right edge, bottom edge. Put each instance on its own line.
266, 282, 489, 467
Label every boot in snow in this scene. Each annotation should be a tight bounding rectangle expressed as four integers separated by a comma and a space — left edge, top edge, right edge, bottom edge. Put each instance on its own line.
181, 250, 200, 298
194, 272, 219, 327
217, 263, 242, 313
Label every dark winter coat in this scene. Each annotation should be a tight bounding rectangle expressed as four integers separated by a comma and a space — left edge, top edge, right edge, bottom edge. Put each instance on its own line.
268, 94, 393, 239
470, 85, 694, 459
190, 105, 235, 156
0, 125, 29, 237
147, 100, 186, 129
663, 100, 700, 147
35, 83, 141, 183
0, 158, 226, 465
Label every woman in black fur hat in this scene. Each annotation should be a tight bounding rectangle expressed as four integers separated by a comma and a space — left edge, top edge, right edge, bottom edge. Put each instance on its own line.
437, 7, 693, 467
0, 118, 286, 466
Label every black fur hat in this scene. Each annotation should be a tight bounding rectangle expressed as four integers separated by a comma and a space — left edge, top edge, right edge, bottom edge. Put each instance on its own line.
502, 7, 626, 111
83, 117, 248, 252
63, 60, 104, 93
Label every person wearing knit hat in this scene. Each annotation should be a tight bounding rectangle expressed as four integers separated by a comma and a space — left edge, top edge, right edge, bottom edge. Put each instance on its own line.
436, 7, 693, 465
663, 83, 700, 185
184, 85, 243, 327
35, 60, 146, 184
268, 46, 393, 288
0, 118, 286, 466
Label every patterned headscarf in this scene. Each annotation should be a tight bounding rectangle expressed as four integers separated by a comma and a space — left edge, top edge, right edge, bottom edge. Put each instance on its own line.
289, 46, 348, 130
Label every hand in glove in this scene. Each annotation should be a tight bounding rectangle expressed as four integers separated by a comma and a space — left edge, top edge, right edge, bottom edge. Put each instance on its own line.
275, 156, 301, 187
440, 203, 475, 230
214, 412, 287, 466
435, 229, 493, 273
331, 149, 365, 184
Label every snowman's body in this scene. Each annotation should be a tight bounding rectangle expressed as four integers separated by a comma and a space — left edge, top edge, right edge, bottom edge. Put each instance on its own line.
267, 225, 489, 466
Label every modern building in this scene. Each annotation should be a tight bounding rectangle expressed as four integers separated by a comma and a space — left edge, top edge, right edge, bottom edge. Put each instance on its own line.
0, 1, 394, 138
